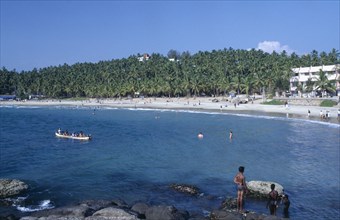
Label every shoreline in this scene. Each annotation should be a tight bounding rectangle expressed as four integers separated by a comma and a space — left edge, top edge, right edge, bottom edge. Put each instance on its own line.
1, 97, 339, 125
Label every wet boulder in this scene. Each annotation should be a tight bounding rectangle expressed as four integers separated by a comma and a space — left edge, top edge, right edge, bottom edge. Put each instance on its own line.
145, 205, 189, 220
170, 183, 200, 196
131, 202, 149, 219
246, 181, 284, 199
220, 197, 238, 210
0, 179, 28, 198
210, 209, 243, 220
29, 204, 93, 218
88, 207, 139, 220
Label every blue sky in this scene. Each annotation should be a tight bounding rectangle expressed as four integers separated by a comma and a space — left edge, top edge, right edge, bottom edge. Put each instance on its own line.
1, 0, 339, 71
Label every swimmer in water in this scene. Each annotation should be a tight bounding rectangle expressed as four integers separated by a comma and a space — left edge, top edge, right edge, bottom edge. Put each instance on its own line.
198, 132, 204, 139
229, 130, 233, 140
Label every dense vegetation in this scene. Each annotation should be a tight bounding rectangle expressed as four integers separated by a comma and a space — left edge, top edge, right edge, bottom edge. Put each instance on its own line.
1, 48, 339, 99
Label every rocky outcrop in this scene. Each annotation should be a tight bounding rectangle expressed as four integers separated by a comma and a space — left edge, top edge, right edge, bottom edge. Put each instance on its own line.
170, 183, 200, 196
16, 197, 290, 220
0, 179, 28, 198
246, 181, 284, 199
131, 202, 149, 218
2, 181, 289, 220
218, 197, 288, 220
145, 205, 189, 220
88, 207, 138, 220
210, 209, 286, 220
19, 200, 191, 220
220, 197, 238, 210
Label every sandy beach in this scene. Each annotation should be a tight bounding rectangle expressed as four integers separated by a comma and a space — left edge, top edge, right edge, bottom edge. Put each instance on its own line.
1, 97, 340, 125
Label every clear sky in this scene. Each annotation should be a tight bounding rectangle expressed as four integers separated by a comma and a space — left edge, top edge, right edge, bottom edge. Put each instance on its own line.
1, 0, 339, 71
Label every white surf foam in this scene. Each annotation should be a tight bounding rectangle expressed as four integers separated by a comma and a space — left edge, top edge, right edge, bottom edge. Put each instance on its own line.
15, 199, 54, 212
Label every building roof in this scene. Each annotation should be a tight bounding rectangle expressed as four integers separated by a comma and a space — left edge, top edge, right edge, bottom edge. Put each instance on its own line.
292, 64, 339, 74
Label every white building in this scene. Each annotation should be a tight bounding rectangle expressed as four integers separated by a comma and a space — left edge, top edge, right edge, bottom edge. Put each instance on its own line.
138, 53, 150, 62
290, 64, 340, 96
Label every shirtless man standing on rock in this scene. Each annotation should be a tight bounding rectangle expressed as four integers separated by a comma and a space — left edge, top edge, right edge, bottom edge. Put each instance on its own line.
234, 166, 248, 213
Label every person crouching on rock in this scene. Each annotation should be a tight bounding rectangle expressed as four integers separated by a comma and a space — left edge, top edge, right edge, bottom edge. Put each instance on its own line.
266, 183, 279, 215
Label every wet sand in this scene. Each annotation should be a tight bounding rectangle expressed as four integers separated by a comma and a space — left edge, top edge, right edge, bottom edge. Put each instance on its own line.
1, 97, 339, 125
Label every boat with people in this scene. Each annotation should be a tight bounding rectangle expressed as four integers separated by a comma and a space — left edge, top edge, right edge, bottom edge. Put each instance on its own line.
55, 129, 92, 140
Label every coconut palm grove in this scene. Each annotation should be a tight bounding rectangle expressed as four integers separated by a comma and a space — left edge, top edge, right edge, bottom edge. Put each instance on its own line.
1, 48, 339, 99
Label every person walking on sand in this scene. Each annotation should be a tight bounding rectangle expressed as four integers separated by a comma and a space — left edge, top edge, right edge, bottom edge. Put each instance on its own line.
233, 166, 248, 213
266, 184, 279, 216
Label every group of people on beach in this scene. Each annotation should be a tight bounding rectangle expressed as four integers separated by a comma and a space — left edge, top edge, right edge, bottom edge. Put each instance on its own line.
319, 110, 332, 120
233, 166, 290, 218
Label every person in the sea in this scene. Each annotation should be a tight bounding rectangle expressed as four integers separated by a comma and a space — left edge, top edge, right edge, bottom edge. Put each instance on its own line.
281, 194, 290, 218
233, 166, 248, 212
229, 130, 233, 140
266, 183, 279, 216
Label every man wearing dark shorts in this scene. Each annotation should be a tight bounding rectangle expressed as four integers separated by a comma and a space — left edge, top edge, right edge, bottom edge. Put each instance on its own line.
266, 184, 279, 215
233, 166, 248, 212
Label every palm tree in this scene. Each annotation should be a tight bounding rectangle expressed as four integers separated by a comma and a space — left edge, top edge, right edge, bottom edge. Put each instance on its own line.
314, 70, 336, 97
304, 78, 315, 93
240, 75, 254, 96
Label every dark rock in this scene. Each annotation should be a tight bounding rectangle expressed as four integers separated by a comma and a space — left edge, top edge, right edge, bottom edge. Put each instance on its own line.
0, 214, 19, 220
88, 207, 138, 220
243, 212, 263, 220
170, 184, 200, 196
131, 202, 149, 219
0, 179, 28, 198
79, 200, 113, 214
29, 204, 92, 218
262, 215, 285, 220
0, 198, 14, 206
18, 217, 38, 220
220, 197, 237, 210
145, 205, 189, 220
210, 209, 243, 220
187, 213, 209, 220
111, 198, 129, 208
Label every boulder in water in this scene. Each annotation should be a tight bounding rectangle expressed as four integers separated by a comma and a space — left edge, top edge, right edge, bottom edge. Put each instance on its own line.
246, 180, 284, 199
0, 179, 28, 198
170, 183, 200, 196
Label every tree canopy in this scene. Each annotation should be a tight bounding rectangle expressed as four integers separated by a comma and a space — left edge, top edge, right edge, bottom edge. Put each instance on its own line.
1, 48, 339, 99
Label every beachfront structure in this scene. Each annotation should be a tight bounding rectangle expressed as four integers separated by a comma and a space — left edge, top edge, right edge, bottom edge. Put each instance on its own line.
138, 53, 150, 62
290, 64, 340, 97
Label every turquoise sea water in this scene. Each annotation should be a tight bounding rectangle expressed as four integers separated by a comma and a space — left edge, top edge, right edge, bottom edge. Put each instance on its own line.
0, 106, 339, 219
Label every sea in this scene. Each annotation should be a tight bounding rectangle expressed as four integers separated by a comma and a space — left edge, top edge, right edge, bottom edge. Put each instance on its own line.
0, 105, 339, 219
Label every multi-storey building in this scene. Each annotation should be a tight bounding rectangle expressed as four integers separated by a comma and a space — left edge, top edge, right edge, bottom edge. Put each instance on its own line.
290, 64, 340, 97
